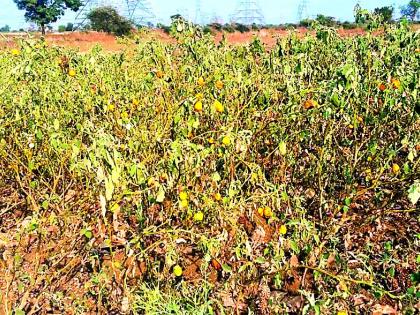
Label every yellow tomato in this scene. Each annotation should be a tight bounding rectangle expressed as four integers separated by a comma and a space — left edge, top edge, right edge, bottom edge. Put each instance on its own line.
194, 211, 204, 221
392, 163, 400, 174
179, 191, 188, 201
391, 78, 401, 89
11, 48, 20, 56
180, 199, 189, 208
257, 207, 264, 216
279, 225, 287, 235
304, 99, 318, 110
222, 136, 231, 146
132, 99, 140, 107
173, 265, 183, 277
197, 77, 205, 87
215, 80, 224, 89
214, 193, 222, 201
147, 177, 155, 187
263, 206, 273, 218
213, 100, 224, 113
68, 69, 76, 77
194, 101, 203, 112
378, 83, 386, 91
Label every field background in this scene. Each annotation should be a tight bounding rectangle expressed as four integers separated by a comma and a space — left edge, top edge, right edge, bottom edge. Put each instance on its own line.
0, 21, 419, 314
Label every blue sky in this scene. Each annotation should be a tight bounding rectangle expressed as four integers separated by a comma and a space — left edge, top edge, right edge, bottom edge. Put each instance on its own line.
0, 0, 408, 30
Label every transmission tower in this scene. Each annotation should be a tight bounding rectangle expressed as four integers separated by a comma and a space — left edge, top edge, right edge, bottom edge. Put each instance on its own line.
74, 0, 101, 29
195, 0, 203, 25
232, 0, 265, 25
126, 0, 156, 26
73, 0, 156, 30
297, 0, 309, 22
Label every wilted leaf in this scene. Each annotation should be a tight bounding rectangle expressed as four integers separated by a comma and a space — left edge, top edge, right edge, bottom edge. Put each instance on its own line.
100, 194, 107, 218
372, 304, 398, 315
156, 186, 165, 203
408, 181, 420, 205
290, 255, 299, 267
105, 177, 114, 201
279, 141, 287, 156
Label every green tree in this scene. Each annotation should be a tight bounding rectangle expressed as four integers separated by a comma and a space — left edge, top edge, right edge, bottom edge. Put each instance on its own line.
65, 23, 74, 31
13, 0, 82, 36
315, 14, 337, 27
374, 6, 394, 23
401, 0, 420, 21
87, 6, 133, 36
0, 25, 11, 32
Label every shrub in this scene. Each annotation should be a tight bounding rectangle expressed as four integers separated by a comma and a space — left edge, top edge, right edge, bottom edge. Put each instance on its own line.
222, 23, 235, 33
87, 6, 133, 36
234, 23, 250, 33
299, 18, 314, 27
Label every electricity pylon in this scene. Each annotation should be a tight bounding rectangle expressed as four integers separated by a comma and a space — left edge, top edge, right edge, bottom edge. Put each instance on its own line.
232, 0, 265, 25
297, 0, 309, 22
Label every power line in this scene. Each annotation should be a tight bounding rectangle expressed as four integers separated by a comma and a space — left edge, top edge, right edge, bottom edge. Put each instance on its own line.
231, 0, 265, 25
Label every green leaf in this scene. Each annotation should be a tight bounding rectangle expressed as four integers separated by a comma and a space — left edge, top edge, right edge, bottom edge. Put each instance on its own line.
41, 200, 49, 210
222, 263, 232, 273
344, 197, 351, 206
408, 181, 420, 205
255, 257, 266, 264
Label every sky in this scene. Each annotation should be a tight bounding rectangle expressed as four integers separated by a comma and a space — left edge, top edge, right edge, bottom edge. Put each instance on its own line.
0, 0, 408, 30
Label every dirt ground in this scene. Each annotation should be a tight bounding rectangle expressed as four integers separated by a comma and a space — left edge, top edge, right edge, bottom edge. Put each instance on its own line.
0, 27, 376, 52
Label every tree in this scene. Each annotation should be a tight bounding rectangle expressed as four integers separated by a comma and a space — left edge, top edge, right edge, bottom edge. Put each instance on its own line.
87, 7, 133, 36
0, 25, 11, 32
315, 14, 337, 27
401, 0, 420, 21
374, 6, 394, 23
13, 0, 82, 36
65, 23, 74, 31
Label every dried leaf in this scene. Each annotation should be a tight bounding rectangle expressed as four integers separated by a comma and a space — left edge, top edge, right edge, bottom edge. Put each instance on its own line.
220, 292, 247, 310
290, 255, 299, 267
99, 194, 107, 218
372, 304, 398, 315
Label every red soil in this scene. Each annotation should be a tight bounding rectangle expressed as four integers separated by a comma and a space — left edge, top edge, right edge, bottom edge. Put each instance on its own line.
1, 28, 376, 52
